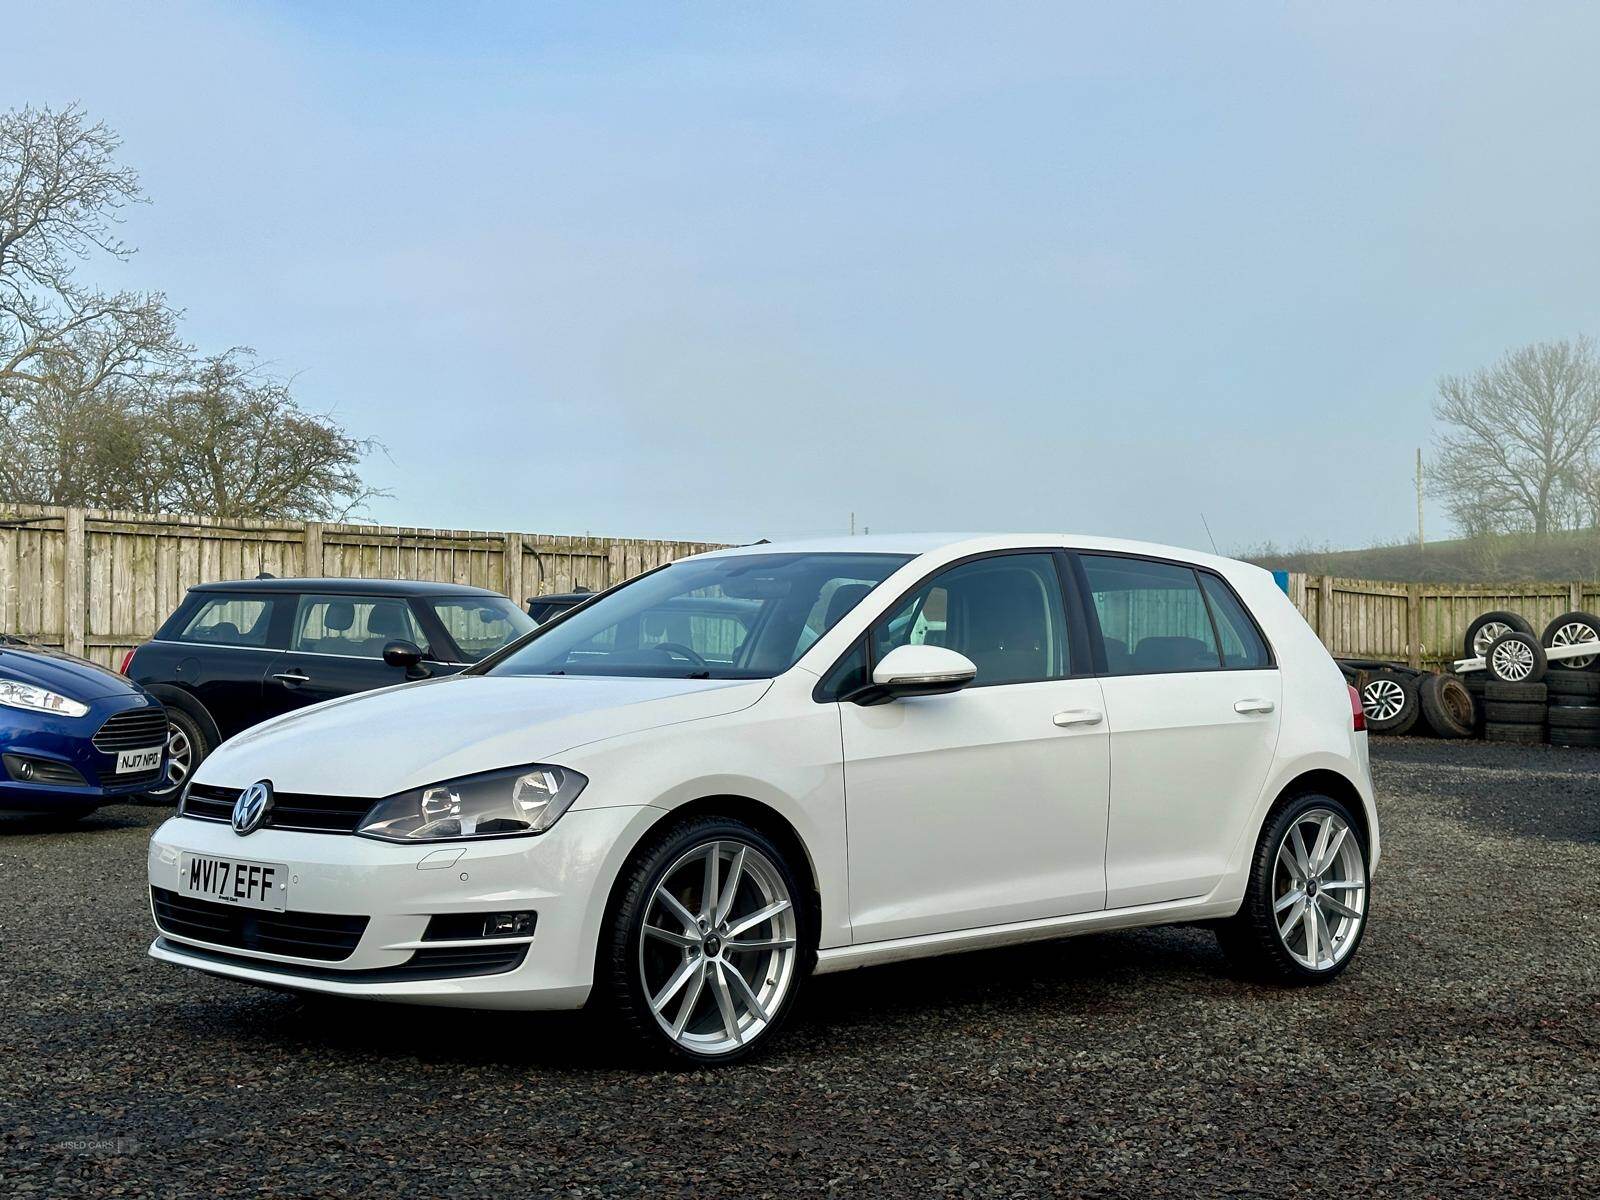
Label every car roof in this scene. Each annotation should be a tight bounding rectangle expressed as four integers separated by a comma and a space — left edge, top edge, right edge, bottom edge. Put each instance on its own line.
190, 577, 507, 598
692, 533, 1252, 573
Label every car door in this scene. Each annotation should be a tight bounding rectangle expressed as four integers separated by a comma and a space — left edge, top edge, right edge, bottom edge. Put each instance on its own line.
836, 550, 1110, 944
260, 594, 438, 719
1074, 554, 1283, 910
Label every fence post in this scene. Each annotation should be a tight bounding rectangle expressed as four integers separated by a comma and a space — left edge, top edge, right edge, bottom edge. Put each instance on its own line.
63, 507, 86, 656
303, 522, 324, 576
1573, 581, 1584, 612
1406, 584, 1422, 668
504, 532, 524, 603
1317, 575, 1336, 650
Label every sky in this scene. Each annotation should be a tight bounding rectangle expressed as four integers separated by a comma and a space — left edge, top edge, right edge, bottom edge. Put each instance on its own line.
11, 2, 1600, 553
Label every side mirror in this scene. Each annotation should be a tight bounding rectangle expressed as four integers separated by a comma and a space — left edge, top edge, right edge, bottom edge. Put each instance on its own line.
868, 644, 977, 700
382, 640, 430, 678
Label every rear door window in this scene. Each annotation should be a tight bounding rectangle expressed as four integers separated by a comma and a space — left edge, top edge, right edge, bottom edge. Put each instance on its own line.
1078, 555, 1223, 674
291, 596, 427, 659
176, 594, 279, 648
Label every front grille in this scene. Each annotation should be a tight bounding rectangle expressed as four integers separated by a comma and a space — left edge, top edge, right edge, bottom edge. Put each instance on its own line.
182, 782, 374, 834
154, 938, 528, 983
151, 887, 368, 961
92, 707, 169, 753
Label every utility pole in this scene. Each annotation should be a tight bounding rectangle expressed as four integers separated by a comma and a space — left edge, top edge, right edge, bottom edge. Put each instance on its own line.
849, 512, 856, 536
1416, 448, 1425, 552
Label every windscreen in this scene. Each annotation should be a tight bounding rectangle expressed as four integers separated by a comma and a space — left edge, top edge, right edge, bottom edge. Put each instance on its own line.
485, 553, 910, 679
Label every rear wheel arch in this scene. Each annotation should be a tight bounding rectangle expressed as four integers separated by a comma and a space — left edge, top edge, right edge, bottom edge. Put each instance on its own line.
1273, 769, 1371, 855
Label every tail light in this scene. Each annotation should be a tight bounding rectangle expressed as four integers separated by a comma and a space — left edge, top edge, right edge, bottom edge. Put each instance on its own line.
119, 647, 140, 676
1348, 684, 1365, 732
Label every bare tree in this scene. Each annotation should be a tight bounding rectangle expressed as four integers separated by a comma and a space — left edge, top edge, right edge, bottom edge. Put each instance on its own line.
1431, 337, 1600, 537
0, 104, 381, 520
151, 351, 383, 520
0, 104, 185, 396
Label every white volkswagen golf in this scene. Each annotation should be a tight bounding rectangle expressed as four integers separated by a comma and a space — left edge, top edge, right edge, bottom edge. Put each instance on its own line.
148, 535, 1377, 1062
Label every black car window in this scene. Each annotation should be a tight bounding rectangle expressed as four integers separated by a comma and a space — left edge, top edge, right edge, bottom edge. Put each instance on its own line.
427, 597, 536, 662
176, 595, 278, 648
291, 596, 428, 660
1079, 555, 1223, 674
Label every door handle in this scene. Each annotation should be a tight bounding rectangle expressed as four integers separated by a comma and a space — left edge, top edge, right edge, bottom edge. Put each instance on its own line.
1053, 708, 1104, 728
1234, 698, 1275, 715
273, 670, 311, 686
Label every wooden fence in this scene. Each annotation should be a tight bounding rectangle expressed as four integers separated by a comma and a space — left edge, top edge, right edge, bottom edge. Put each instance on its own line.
0, 505, 724, 669
1284, 573, 1600, 667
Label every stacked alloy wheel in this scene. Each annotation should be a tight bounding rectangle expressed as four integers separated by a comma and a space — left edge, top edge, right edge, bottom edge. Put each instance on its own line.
1474, 609, 1600, 747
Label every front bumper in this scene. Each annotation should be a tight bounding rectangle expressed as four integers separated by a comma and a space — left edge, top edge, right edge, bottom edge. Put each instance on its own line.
146, 804, 661, 1009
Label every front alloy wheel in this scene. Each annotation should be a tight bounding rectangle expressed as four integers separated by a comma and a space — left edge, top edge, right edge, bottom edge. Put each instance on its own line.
639, 840, 799, 1056
602, 816, 809, 1063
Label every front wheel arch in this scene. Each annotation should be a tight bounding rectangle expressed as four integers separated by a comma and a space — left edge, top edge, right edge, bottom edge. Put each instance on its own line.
600, 794, 821, 963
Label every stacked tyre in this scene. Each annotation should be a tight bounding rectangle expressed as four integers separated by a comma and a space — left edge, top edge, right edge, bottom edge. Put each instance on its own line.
1474, 610, 1600, 748
1482, 681, 1547, 744
1546, 668, 1600, 748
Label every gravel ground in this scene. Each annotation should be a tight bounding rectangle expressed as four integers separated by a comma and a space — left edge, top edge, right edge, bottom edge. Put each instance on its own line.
2, 737, 1596, 1198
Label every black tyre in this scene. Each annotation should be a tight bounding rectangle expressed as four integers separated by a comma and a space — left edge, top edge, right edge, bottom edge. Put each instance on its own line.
1485, 721, 1545, 745
1483, 681, 1547, 703
1484, 632, 1547, 684
1418, 674, 1475, 738
1216, 792, 1370, 984
597, 815, 811, 1065
1541, 611, 1600, 673
1547, 704, 1600, 730
144, 706, 212, 801
1482, 700, 1548, 725
1464, 610, 1533, 659
1547, 672, 1600, 700
1549, 726, 1600, 748
1360, 670, 1420, 735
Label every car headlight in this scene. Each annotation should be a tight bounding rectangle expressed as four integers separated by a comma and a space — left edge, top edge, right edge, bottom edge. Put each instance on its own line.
356, 765, 587, 842
0, 680, 89, 718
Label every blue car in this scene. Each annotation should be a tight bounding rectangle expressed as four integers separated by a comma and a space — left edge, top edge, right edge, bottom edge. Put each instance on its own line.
1, 634, 169, 821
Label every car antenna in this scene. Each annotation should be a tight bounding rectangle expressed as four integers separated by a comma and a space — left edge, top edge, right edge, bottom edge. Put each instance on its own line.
1200, 513, 1219, 554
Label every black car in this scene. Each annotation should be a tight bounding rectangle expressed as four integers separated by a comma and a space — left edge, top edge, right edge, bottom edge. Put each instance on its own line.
124, 578, 536, 796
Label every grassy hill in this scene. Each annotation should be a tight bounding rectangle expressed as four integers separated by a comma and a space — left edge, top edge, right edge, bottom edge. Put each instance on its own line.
1246, 530, 1600, 583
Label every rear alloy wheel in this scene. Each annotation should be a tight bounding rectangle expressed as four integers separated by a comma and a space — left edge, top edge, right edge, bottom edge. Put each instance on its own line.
1217, 793, 1370, 982
602, 817, 808, 1064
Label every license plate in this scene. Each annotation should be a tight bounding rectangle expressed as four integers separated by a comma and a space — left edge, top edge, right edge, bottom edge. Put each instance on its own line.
116, 746, 163, 774
178, 853, 288, 912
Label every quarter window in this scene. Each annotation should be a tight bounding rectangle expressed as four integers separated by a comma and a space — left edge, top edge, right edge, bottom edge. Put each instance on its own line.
1079, 555, 1222, 674
1200, 574, 1271, 668
176, 595, 278, 648
291, 596, 427, 659
872, 553, 1069, 686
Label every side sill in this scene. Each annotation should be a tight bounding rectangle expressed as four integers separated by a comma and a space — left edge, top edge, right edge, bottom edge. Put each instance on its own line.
813, 896, 1239, 975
